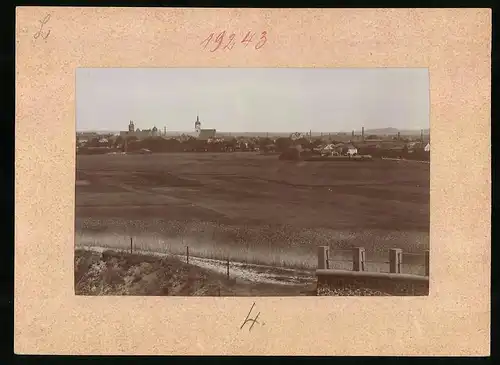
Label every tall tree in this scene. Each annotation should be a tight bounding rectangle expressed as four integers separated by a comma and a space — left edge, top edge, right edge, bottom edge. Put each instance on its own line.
275, 137, 292, 151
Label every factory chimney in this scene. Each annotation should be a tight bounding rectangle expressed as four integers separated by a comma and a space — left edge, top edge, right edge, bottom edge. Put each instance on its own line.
397, 131, 401, 141
421, 129, 424, 141
362, 127, 365, 142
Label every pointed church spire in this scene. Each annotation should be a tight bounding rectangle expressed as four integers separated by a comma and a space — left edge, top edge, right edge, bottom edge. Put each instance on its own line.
195, 113, 201, 133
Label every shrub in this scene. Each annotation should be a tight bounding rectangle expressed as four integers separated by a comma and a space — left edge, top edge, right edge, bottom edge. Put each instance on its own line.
279, 148, 302, 161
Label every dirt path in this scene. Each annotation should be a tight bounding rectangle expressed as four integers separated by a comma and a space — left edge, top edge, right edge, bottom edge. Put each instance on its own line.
77, 245, 316, 287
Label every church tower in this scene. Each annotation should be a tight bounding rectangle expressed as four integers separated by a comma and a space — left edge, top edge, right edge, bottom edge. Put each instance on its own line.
128, 120, 135, 132
195, 115, 201, 133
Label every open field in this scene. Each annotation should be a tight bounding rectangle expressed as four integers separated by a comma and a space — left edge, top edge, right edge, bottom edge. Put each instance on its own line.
75, 152, 430, 273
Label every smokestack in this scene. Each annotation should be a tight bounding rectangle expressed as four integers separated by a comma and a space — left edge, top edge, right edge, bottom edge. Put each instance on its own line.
421, 129, 424, 141
397, 131, 400, 140
362, 127, 365, 142
352, 130, 355, 137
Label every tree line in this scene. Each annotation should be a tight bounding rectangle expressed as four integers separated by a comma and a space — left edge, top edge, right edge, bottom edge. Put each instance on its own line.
79, 135, 324, 154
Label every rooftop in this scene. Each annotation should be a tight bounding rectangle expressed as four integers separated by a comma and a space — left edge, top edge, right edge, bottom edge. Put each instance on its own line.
198, 129, 217, 140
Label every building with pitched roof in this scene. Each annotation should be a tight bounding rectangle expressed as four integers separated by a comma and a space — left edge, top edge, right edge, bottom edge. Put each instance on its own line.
119, 121, 160, 139
198, 129, 217, 141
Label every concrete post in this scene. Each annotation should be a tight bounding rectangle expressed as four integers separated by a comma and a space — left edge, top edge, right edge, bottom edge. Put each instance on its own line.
389, 248, 403, 273
352, 247, 366, 271
425, 250, 430, 276
317, 246, 329, 269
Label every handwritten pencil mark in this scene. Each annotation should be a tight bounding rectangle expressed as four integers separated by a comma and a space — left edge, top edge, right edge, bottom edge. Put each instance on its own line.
33, 13, 51, 40
240, 302, 260, 331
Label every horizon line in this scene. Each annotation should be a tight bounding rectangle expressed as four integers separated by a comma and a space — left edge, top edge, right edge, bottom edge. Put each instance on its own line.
76, 128, 431, 133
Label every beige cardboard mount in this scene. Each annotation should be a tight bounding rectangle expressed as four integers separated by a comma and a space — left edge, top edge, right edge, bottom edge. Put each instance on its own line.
15, 7, 491, 356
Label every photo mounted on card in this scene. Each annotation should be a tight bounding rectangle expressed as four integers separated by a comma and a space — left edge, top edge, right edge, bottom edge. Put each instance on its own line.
74, 67, 430, 297
15, 7, 491, 355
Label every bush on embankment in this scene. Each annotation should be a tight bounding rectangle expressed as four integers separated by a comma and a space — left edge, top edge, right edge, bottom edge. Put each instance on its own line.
75, 249, 229, 296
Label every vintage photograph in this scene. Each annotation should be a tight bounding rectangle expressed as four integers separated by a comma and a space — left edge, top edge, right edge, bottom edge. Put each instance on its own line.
75, 68, 430, 297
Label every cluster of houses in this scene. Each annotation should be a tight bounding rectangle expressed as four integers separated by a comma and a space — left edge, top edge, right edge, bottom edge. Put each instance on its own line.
312, 127, 430, 157
76, 117, 430, 156
317, 140, 430, 157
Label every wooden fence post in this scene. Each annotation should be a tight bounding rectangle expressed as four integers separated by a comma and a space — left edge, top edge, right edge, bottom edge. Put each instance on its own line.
130, 236, 133, 254
353, 247, 366, 271
317, 246, 329, 269
186, 246, 189, 264
425, 250, 430, 276
389, 248, 403, 273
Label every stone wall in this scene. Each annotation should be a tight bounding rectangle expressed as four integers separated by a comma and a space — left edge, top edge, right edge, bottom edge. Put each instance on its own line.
316, 269, 429, 296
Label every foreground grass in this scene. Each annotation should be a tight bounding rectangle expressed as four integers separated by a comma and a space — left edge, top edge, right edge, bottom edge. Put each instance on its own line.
76, 222, 428, 275
75, 249, 316, 296
74, 249, 407, 297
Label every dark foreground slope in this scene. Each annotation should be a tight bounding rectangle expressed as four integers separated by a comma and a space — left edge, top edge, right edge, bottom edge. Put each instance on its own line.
75, 249, 316, 296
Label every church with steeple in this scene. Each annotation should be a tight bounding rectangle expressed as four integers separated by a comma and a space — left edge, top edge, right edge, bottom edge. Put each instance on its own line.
194, 114, 217, 141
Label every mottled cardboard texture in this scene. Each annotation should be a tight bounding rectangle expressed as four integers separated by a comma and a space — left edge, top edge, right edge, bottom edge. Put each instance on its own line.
15, 7, 491, 355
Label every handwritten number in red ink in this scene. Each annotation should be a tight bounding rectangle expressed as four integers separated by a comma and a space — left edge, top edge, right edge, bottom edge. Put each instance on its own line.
200, 33, 214, 49
201, 30, 267, 51
223, 33, 236, 50
241, 31, 255, 47
210, 31, 226, 52
255, 31, 267, 50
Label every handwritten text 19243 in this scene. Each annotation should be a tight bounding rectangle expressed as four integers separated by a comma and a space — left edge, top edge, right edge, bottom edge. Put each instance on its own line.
201, 31, 267, 52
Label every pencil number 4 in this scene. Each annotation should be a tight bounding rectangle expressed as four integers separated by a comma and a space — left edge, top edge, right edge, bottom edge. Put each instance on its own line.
200, 31, 267, 51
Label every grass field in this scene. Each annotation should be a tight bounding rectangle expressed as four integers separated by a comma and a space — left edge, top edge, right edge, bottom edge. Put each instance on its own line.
75, 152, 430, 272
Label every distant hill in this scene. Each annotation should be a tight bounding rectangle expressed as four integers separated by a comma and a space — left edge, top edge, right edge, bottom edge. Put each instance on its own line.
363, 128, 430, 136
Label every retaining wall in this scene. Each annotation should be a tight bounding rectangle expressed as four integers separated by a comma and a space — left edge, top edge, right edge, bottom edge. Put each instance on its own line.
316, 269, 429, 296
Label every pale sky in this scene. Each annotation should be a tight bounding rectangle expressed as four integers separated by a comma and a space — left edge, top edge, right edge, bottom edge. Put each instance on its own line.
76, 68, 429, 133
